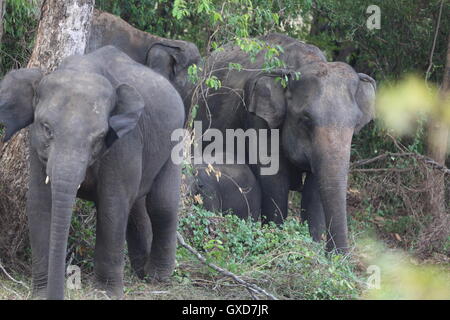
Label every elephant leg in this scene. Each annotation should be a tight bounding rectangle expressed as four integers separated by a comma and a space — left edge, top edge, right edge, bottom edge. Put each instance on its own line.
255, 155, 290, 224
94, 195, 130, 298
145, 159, 181, 282
301, 173, 326, 242
26, 150, 52, 298
126, 198, 152, 279
258, 173, 289, 224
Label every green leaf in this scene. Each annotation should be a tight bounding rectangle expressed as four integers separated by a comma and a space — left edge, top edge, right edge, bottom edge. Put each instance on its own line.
172, 0, 189, 20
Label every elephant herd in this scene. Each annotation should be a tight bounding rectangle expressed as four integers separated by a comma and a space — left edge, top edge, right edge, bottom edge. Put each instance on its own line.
0, 11, 376, 299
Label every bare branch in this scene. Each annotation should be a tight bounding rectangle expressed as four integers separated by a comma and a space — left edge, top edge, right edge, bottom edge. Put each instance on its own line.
425, 0, 444, 82
351, 152, 450, 175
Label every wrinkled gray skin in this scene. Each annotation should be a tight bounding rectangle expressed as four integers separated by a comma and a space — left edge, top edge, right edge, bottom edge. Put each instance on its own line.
87, 10, 200, 113
0, 46, 185, 300
186, 158, 261, 220
196, 34, 376, 253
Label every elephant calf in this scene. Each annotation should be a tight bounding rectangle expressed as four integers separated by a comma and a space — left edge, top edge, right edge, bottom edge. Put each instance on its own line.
0, 45, 185, 299
187, 157, 261, 220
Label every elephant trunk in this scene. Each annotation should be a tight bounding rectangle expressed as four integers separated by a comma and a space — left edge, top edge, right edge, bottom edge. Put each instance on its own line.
46, 152, 88, 300
312, 127, 353, 253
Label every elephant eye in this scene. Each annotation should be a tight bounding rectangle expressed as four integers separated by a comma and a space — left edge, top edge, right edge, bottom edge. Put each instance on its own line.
299, 112, 313, 126
92, 133, 107, 152
41, 122, 53, 139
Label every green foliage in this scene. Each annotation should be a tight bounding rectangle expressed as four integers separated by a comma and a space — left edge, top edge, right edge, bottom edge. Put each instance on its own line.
96, 0, 312, 55
1, 0, 39, 75
204, 75, 221, 90
68, 200, 97, 271
178, 205, 362, 299
307, 0, 449, 83
96, 0, 183, 41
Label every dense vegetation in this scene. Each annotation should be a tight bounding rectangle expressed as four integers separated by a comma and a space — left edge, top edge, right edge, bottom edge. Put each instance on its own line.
0, 0, 448, 299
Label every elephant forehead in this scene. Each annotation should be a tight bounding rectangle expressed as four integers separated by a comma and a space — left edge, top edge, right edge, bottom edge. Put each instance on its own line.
38, 74, 114, 113
39, 71, 113, 98
37, 90, 112, 114
300, 62, 358, 81
34, 93, 111, 134
35, 103, 108, 129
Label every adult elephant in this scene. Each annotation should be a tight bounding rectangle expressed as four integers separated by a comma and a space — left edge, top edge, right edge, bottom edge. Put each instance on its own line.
0, 46, 185, 299
87, 9, 200, 112
195, 33, 376, 253
87, 9, 201, 277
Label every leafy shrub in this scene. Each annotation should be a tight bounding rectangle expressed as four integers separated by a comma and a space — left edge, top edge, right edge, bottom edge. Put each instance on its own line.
178, 205, 363, 299
68, 200, 97, 271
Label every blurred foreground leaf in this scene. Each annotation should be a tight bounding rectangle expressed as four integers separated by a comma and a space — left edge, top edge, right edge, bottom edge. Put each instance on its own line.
376, 75, 450, 135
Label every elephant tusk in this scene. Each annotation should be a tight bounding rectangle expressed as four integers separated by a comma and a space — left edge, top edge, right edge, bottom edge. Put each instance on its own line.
78, 185, 81, 190
45, 176, 50, 185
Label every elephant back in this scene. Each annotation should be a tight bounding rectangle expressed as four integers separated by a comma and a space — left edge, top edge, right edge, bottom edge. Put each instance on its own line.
87, 9, 199, 67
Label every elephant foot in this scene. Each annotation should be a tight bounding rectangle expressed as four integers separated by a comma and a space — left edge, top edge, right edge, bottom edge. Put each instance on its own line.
129, 254, 147, 280
31, 287, 47, 300
94, 281, 124, 300
94, 272, 124, 299
31, 276, 48, 299
144, 261, 174, 283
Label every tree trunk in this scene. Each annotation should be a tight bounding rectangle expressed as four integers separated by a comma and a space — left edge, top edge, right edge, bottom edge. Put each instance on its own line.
0, 0, 94, 271
419, 35, 450, 256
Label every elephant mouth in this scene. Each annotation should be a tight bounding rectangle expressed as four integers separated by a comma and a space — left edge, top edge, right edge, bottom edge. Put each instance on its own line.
285, 147, 311, 172
38, 154, 48, 165
297, 158, 312, 173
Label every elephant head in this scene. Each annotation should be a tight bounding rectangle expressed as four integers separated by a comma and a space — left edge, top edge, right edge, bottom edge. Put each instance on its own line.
0, 68, 144, 299
244, 61, 376, 252
186, 168, 223, 213
146, 42, 200, 111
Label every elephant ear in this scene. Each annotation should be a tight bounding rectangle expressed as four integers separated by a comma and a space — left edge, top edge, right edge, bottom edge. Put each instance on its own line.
146, 42, 199, 81
106, 84, 145, 148
355, 73, 376, 133
244, 75, 287, 129
0, 68, 43, 142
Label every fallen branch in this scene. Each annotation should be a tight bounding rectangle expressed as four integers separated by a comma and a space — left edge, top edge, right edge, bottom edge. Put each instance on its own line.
176, 231, 278, 300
